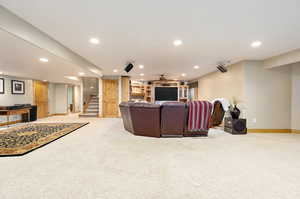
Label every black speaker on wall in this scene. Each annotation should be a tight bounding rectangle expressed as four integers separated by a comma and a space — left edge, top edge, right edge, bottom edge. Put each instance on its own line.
217, 64, 228, 73
124, 63, 134, 73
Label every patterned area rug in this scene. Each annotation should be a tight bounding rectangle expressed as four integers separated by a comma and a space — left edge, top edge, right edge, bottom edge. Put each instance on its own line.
0, 123, 88, 156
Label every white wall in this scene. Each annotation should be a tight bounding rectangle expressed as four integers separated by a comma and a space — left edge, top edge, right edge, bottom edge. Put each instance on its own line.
0, 75, 80, 121
197, 61, 292, 129
198, 61, 245, 105
244, 61, 292, 129
0, 76, 33, 106
48, 83, 56, 115
73, 85, 82, 112
264, 48, 300, 69
291, 64, 300, 130
49, 83, 82, 115
0, 76, 33, 123
54, 84, 68, 114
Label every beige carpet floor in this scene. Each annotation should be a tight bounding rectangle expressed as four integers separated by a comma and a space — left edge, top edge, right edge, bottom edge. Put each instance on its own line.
0, 114, 300, 199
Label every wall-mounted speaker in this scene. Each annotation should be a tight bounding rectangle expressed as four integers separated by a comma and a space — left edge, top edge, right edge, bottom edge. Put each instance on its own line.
124, 63, 134, 73
217, 64, 228, 73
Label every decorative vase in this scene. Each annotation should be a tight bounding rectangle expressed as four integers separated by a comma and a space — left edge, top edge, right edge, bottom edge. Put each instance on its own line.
230, 105, 240, 119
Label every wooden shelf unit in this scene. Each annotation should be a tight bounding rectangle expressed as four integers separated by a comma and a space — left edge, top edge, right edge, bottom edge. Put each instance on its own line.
130, 81, 146, 101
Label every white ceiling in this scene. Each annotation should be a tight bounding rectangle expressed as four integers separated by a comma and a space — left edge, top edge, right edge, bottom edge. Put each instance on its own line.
0, 29, 95, 84
1, 0, 300, 81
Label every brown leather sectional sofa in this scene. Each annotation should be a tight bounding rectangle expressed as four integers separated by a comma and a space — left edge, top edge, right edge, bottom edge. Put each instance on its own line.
119, 102, 210, 138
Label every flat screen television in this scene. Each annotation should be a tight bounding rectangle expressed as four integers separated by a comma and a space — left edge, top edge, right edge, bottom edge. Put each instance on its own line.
155, 87, 178, 101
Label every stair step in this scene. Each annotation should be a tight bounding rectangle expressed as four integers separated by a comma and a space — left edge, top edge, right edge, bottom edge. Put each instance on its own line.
86, 108, 98, 110
85, 110, 99, 113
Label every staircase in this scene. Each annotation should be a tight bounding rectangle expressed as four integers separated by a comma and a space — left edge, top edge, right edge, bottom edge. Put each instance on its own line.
79, 96, 99, 117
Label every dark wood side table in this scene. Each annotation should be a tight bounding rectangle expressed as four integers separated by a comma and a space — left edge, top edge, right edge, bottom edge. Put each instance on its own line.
224, 117, 247, 134
0, 108, 31, 127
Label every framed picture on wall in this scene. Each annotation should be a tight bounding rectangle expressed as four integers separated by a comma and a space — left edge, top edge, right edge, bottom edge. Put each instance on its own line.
0, 78, 4, 94
11, 80, 25, 95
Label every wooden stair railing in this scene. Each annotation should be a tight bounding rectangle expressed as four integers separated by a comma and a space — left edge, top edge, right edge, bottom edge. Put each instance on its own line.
83, 95, 93, 113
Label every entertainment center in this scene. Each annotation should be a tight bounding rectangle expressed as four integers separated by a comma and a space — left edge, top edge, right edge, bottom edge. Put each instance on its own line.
130, 80, 189, 103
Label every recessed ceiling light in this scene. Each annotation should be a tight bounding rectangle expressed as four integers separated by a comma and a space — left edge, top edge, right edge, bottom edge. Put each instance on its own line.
173, 40, 183, 46
89, 38, 99, 44
113, 69, 118, 73
78, 72, 85, 76
181, 73, 187, 77
140, 73, 144, 76
251, 41, 262, 48
0, 71, 3, 75
39, 58, 49, 63
90, 69, 99, 74
64, 76, 79, 81
43, 80, 47, 82
139, 65, 144, 69
90, 86, 94, 89
194, 65, 200, 69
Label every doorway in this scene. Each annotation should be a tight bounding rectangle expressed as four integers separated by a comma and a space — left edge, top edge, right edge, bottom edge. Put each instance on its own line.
33, 80, 49, 118
67, 86, 74, 113
102, 79, 119, 117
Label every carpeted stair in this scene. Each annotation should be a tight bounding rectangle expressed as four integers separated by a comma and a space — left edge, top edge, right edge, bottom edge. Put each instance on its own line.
79, 96, 99, 117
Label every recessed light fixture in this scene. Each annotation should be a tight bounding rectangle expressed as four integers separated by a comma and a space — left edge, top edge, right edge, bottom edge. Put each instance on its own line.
39, 58, 49, 63
89, 38, 100, 44
139, 65, 144, 69
43, 80, 47, 82
194, 65, 200, 69
78, 72, 85, 76
113, 69, 118, 73
64, 76, 79, 81
90, 69, 98, 74
90, 86, 94, 89
251, 41, 262, 48
140, 73, 144, 76
173, 40, 183, 46
0, 71, 3, 75
181, 73, 187, 77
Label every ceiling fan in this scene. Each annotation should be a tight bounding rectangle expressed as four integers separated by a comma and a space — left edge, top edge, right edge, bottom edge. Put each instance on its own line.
147, 73, 174, 82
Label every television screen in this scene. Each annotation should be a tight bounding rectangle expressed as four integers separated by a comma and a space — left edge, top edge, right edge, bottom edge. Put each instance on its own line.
155, 87, 178, 101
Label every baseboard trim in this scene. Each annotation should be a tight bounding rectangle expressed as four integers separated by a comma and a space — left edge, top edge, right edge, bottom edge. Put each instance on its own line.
0, 120, 22, 127
49, 113, 68, 116
248, 129, 291, 133
291, 129, 300, 134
